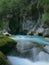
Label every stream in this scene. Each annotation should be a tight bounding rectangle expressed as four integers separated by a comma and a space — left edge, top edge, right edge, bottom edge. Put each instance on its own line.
7, 35, 49, 65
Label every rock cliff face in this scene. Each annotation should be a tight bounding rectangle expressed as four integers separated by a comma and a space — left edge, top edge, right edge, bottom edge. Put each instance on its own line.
0, 0, 49, 35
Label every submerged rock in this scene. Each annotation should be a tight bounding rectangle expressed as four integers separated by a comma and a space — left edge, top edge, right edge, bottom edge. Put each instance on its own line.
43, 46, 49, 54
37, 51, 49, 61
10, 35, 49, 54
16, 41, 34, 53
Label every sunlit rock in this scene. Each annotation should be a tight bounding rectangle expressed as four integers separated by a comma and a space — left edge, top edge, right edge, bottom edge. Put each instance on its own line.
3, 32, 11, 36
35, 27, 44, 36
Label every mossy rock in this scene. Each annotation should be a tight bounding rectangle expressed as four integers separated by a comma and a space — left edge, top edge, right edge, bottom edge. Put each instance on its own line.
0, 51, 9, 65
43, 34, 49, 37
0, 35, 17, 54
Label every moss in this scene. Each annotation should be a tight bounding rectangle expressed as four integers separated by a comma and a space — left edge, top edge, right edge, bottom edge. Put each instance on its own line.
0, 51, 7, 65
0, 35, 16, 54
41, 13, 49, 28
42, 13, 49, 22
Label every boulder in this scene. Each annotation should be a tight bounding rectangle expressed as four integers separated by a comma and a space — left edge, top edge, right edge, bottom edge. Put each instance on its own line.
16, 41, 34, 53
0, 35, 16, 54
3, 32, 11, 36
43, 28, 49, 37
35, 27, 44, 36
43, 46, 49, 54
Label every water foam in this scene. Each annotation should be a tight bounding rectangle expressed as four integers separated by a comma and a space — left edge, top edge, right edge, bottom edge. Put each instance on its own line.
7, 56, 49, 65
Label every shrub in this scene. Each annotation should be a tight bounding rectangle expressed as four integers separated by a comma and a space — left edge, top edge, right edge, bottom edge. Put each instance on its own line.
41, 13, 49, 28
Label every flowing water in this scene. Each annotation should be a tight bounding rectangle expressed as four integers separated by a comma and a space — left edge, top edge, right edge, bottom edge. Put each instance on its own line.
7, 56, 49, 65
7, 35, 49, 65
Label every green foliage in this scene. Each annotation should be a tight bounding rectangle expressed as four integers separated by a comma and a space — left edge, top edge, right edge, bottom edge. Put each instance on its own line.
42, 13, 49, 23
0, 35, 16, 53
37, 0, 49, 12
0, 0, 30, 15
0, 0, 20, 14
37, 0, 49, 26
0, 35, 15, 46
42, 13, 49, 28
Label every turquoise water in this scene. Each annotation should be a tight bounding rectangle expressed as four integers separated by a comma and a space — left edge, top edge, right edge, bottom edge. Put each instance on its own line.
10, 35, 49, 45
8, 35, 49, 65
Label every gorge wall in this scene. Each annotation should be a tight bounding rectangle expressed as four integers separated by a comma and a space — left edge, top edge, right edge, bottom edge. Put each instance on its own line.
0, 0, 49, 35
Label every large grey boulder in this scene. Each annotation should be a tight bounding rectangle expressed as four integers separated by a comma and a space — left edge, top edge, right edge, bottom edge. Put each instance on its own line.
35, 27, 44, 36
16, 41, 34, 53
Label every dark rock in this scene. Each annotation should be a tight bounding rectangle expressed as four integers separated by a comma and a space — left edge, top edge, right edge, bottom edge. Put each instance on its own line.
43, 28, 49, 37
35, 27, 44, 36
